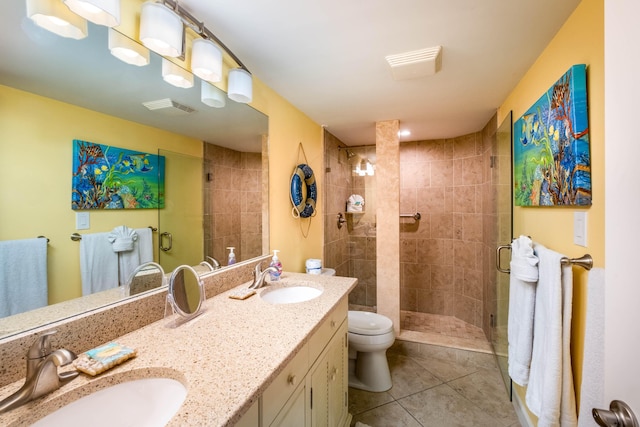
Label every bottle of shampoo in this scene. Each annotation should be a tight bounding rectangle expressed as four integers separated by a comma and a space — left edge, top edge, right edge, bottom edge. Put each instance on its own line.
269, 249, 282, 281
227, 247, 236, 265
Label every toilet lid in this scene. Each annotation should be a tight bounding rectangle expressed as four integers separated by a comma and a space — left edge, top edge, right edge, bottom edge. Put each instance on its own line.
348, 310, 393, 335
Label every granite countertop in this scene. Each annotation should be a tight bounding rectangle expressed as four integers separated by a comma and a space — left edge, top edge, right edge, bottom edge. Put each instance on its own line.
0, 272, 357, 426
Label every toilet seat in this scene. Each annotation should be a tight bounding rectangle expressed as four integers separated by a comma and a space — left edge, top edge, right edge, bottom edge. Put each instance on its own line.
348, 311, 393, 335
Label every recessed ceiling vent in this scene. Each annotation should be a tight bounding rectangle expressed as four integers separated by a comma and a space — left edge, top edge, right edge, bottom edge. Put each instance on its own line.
142, 98, 196, 115
385, 46, 442, 81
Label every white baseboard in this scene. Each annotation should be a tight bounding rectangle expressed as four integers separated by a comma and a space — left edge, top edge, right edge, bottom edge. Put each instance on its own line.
513, 389, 535, 427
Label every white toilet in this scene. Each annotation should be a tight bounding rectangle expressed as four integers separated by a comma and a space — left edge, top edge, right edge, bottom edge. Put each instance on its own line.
347, 310, 395, 392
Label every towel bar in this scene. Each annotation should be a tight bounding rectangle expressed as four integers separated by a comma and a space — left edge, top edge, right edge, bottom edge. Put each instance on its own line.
70, 226, 157, 241
496, 244, 593, 273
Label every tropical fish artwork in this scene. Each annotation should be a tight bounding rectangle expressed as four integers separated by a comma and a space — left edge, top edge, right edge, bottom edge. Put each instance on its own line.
513, 64, 591, 206
72, 140, 165, 210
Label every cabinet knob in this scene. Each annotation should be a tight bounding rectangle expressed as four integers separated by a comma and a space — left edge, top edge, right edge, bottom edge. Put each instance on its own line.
330, 367, 337, 381
330, 320, 336, 328
287, 374, 297, 386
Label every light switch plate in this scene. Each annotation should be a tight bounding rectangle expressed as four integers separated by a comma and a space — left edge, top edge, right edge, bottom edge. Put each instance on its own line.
573, 211, 587, 247
76, 212, 90, 230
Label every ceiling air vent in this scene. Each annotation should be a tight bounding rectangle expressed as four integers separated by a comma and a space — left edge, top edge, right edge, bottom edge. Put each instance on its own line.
385, 46, 442, 81
142, 98, 196, 115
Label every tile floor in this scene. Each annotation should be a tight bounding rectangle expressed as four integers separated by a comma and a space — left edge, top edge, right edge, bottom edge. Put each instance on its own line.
348, 312, 520, 427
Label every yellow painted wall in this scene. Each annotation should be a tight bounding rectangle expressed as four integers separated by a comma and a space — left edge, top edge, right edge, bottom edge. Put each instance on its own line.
498, 0, 604, 419
0, 84, 203, 304
251, 80, 324, 272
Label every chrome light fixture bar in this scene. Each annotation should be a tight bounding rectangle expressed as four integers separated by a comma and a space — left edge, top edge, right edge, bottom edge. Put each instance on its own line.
154, 0, 252, 103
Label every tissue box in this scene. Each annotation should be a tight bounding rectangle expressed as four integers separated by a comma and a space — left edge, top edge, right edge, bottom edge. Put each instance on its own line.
306, 258, 322, 274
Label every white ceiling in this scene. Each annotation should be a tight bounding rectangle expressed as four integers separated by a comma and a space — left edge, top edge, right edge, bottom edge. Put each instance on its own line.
0, 0, 582, 148
180, 0, 581, 145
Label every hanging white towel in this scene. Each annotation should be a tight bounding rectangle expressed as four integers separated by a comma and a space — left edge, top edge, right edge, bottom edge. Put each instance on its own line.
526, 243, 577, 427
134, 227, 154, 264
0, 238, 48, 317
577, 268, 605, 427
508, 235, 539, 386
80, 232, 119, 295
117, 227, 154, 286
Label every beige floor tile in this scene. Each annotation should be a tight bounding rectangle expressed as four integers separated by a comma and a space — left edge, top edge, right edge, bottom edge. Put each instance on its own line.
398, 383, 501, 427
387, 353, 443, 400
351, 401, 422, 427
448, 368, 518, 426
348, 387, 394, 416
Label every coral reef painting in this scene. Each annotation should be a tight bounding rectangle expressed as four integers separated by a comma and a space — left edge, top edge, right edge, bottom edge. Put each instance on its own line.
513, 64, 591, 206
72, 140, 165, 210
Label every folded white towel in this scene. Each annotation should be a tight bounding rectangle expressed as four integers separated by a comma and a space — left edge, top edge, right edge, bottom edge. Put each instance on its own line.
526, 243, 577, 427
347, 194, 364, 212
507, 235, 538, 385
108, 225, 138, 252
577, 268, 605, 427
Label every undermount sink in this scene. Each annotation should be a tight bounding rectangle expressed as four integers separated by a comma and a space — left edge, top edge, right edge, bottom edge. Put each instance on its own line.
31, 377, 187, 427
260, 285, 323, 304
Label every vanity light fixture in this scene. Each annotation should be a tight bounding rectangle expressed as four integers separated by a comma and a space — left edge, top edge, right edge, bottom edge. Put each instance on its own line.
191, 39, 223, 83
108, 29, 150, 66
201, 81, 226, 108
26, 0, 88, 40
63, 0, 120, 27
150, 0, 253, 104
228, 68, 253, 103
162, 58, 193, 89
139, 1, 183, 57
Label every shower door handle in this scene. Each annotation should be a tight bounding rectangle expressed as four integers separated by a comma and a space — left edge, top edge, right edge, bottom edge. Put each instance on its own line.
160, 232, 173, 252
496, 244, 511, 274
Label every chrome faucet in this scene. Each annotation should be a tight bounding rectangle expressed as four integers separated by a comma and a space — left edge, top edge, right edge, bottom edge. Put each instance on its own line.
0, 331, 79, 414
248, 264, 278, 289
206, 256, 221, 269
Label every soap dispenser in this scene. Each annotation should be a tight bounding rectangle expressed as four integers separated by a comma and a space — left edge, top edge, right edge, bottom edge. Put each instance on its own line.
269, 250, 282, 281
227, 247, 236, 265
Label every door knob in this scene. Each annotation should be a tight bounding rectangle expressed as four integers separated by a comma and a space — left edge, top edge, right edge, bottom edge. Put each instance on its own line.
593, 400, 638, 427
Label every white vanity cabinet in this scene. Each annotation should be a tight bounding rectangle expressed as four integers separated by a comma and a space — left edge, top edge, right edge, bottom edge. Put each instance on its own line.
309, 320, 348, 427
261, 298, 350, 427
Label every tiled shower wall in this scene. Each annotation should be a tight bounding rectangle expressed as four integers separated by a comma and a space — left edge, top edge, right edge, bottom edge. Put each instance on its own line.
399, 133, 484, 328
203, 143, 262, 264
324, 118, 503, 335
323, 132, 351, 277
323, 131, 378, 306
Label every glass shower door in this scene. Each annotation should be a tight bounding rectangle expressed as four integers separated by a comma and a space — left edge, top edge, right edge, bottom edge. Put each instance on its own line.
158, 149, 203, 273
491, 112, 513, 393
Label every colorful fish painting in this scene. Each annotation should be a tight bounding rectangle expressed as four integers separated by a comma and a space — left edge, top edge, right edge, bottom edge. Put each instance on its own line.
513, 64, 591, 206
71, 140, 165, 210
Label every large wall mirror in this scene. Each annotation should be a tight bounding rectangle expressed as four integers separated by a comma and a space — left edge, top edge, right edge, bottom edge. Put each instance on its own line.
0, 1, 269, 339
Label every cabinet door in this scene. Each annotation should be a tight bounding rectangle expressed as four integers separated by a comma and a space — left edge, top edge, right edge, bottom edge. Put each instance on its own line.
235, 400, 259, 427
271, 381, 307, 427
310, 320, 348, 427
310, 355, 329, 427
328, 323, 348, 427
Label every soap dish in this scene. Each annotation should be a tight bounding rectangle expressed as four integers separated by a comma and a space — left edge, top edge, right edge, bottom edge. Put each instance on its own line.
73, 342, 137, 376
